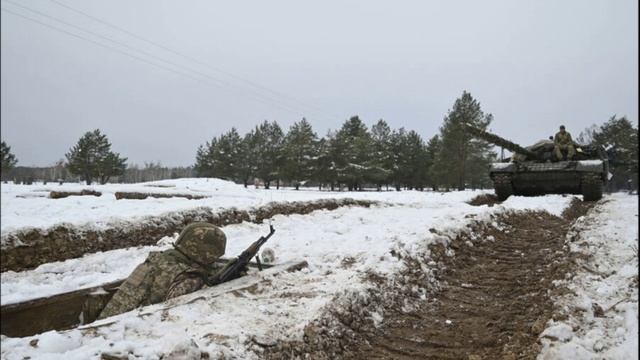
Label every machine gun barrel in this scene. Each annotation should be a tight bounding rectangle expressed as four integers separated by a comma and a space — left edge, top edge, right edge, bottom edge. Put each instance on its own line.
463, 123, 540, 160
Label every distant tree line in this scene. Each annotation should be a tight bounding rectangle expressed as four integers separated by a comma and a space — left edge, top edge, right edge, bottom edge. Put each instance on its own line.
1, 130, 193, 184
195, 91, 497, 191
122, 162, 194, 183
2, 161, 194, 185
4, 91, 634, 192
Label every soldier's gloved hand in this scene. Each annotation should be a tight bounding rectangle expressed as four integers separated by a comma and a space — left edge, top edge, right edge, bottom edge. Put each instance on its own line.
238, 265, 248, 277
210, 257, 237, 276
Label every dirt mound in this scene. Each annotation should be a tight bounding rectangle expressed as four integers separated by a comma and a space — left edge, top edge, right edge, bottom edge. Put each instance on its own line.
1, 199, 376, 272
49, 190, 102, 199
467, 193, 501, 207
264, 199, 594, 360
561, 196, 595, 220
252, 198, 374, 223
114, 192, 208, 200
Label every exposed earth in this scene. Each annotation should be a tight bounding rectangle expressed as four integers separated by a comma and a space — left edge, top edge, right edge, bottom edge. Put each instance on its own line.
348, 200, 592, 359
265, 199, 594, 360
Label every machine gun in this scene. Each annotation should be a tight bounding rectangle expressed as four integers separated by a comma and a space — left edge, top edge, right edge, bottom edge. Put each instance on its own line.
207, 225, 275, 286
462, 122, 541, 160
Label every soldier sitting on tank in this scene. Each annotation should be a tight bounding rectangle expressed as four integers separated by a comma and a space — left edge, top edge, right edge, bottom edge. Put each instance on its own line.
98, 222, 228, 319
553, 125, 575, 161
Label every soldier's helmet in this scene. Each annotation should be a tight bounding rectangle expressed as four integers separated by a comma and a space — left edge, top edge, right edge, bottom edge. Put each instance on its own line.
174, 222, 226, 265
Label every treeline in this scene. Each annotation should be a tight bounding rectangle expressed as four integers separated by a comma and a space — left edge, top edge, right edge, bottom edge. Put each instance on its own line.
5, 90, 633, 191
2, 162, 194, 184
195, 91, 497, 191
122, 162, 195, 183
2, 129, 192, 185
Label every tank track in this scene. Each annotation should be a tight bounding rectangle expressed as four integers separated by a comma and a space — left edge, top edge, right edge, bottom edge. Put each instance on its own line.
581, 172, 603, 201
493, 174, 513, 201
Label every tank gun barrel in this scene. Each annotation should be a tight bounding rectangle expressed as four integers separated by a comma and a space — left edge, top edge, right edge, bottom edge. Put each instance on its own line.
463, 123, 539, 160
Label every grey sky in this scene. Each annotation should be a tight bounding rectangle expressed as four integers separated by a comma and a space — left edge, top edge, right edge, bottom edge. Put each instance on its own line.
1, 0, 637, 167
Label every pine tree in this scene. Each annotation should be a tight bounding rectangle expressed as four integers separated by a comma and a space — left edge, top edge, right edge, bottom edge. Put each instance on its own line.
333, 116, 372, 190
194, 137, 218, 177
369, 119, 394, 190
313, 133, 338, 191
425, 135, 442, 190
402, 130, 427, 190
388, 128, 406, 190
237, 129, 260, 187
388, 129, 427, 190
212, 128, 243, 181
592, 116, 638, 190
254, 121, 284, 189
1, 141, 18, 175
98, 151, 127, 184
282, 118, 318, 190
66, 129, 127, 185
433, 91, 494, 190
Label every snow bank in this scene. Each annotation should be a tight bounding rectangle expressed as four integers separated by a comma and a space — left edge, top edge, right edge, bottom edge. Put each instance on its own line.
538, 194, 639, 360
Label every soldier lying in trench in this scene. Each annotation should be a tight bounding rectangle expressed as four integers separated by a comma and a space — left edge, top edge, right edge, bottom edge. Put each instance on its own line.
98, 222, 229, 319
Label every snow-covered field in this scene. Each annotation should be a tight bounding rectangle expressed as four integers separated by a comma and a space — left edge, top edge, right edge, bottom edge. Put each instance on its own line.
539, 193, 639, 360
1, 179, 636, 359
2, 178, 473, 236
0, 188, 570, 306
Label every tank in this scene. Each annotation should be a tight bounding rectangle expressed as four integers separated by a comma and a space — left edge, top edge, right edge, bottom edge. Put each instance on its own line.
464, 123, 609, 201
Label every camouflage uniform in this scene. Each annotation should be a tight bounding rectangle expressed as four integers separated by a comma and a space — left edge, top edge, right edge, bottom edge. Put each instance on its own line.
554, 130, 575, 160
98, 223, 227, 319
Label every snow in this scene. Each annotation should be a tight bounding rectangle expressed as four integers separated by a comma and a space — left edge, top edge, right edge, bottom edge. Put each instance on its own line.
2, 178, 478, 236
490, 162, 513, 170
538, 193, 639, 360
6, 177, 633, 359
2, 193, 573, 305
0, 186, 579, 359
577, 160, 603, 166
541, 322, 574, 342
498, 194, 571, 217
0, 244, 166, 305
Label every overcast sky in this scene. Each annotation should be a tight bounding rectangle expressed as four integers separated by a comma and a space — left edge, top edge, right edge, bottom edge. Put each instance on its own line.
1, 0, 638, 167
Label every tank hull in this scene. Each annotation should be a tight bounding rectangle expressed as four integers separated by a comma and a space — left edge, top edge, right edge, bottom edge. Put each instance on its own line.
489, 160, 607, 200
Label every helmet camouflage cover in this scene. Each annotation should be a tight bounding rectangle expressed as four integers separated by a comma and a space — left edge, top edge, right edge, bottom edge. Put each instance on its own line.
174, 222, 226, 264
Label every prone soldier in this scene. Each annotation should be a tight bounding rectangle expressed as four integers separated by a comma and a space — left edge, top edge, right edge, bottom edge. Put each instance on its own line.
98, 222, 227, 319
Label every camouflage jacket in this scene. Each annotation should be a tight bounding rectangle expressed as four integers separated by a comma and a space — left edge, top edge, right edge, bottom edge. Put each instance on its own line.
98, 249, 226, 319
554, 131, 573, 146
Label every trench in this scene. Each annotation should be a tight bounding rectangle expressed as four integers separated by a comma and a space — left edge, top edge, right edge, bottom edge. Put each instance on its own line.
263, 198, 592, 360
0, 259, 292, 338
0, 198, 375, 272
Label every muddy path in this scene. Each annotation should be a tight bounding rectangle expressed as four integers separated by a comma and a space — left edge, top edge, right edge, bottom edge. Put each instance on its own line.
344, 199, 593, 360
